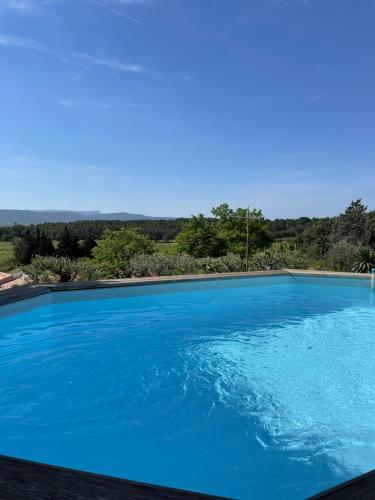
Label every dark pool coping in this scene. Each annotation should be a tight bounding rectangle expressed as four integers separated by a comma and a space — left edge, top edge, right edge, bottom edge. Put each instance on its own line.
0, 269, 371, 308
307, 468, 375, 499
0, 454, 228, 500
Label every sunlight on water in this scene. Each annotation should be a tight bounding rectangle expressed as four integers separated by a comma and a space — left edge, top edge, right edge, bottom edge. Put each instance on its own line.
193, 306, 375, 478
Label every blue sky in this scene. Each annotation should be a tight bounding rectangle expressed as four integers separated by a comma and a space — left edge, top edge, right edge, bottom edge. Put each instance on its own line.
0, 0, 374, 218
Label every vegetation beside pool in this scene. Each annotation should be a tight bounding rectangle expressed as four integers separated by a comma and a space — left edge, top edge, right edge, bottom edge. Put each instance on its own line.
0, 200, 375, 284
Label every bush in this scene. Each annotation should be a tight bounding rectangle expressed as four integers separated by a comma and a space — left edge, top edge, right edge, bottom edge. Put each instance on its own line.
352, 247, 375, 273
198, 254, 245, 273
93, 228, 154, 278
129, 253, 200, 277
250, 242, 307, 271
23, 256, 100, 283
324, 242, 361, 272
129, 253, 245, 277
129, 254, 181, 277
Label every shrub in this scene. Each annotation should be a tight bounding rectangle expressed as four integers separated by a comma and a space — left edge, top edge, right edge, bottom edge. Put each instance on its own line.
93, 228, 154, 278
129, 254, 179, 277
23, 256, 100, 283
250, 242, 307, 271
352, 247, 375, 273
198, 254, 245, 273
324, 242, 361, 272
129, 253, 245, 277
129, 253, 200, 277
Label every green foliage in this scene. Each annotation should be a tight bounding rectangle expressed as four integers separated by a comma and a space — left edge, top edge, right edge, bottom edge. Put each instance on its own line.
250, 242, 307, 271
129, 253, 245, 277
267, 217, 318, 239
352, 247, 375, 274
0, 219, 187, 243
0, 241, 16, 272
6, 200, 375, 278
299, 220, 333, 257
57, 226, 81, 259
336, 199, 370, 246
80, 237, 97, 258
93, 228, 154, 278
175, 214, 225, 257
154, 241, 179, 256
212, 204, 273, 257
198, 254, 245, 273
324, 242, 361, 272
14, 232, 35, 265
14, 229, 55, 265
23, 256, 100, 283
174, 203, 273, 259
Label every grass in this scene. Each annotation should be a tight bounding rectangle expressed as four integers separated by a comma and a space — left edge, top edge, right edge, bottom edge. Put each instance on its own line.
0, 241, 16, 273
154, 241, 178, 255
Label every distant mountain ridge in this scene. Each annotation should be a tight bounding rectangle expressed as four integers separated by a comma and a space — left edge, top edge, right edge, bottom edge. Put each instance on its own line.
0, 210, 165, 226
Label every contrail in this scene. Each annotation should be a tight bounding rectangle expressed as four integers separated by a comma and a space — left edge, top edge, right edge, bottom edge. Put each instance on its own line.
87, 0, 143, 25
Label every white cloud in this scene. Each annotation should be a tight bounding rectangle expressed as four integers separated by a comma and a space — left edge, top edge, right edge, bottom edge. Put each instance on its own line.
87, 0, 143, 24
0, 33, 49, 51
55, 98, 142, 110
2, 0, 147, 23
0, 33, 147, 74
1, 0, 65, 14
65, 52, 144, 73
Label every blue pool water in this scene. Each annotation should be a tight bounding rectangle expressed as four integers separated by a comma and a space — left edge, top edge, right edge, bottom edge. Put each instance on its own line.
0, 276, 374, 499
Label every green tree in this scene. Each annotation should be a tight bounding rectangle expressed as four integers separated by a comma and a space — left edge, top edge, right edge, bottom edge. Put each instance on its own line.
336, 199, 370, 245
14, 231, 35, 264
300, 220, 333, 257
36, 231, 55, 257
175, 214, 225, 257
57, 226, 81, 259
80, 237, 97, 258
13, 229, 55, 264
93, 228, 154, 278
212, 203, 273, 257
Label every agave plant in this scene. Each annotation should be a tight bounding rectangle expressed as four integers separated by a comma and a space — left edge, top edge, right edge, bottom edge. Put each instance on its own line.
352, 247, 375, 274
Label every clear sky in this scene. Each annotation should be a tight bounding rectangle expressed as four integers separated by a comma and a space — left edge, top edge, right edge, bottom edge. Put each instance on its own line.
0, 0, 374, 218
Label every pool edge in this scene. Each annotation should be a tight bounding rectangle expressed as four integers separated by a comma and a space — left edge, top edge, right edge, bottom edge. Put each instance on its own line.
0, 269, 371, 308
0, 454, 229, 500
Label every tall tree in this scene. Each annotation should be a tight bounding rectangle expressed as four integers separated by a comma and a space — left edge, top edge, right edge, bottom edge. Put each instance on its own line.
336, 199, 370, 246
80, 237, 97, 258
57, 226, 81, 259
175, 214, 225, 257
36, 231, 55, 257
212, 204, 273, 257
14, 231, 35, 264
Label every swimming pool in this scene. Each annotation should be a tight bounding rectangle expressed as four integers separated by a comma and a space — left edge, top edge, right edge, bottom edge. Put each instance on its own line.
0, 275, 374, 499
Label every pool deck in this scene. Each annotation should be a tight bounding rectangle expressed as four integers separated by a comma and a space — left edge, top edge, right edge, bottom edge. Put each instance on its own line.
0, 269, 373, 499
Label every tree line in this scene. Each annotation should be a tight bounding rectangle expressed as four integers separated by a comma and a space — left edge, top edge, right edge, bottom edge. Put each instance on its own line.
3, 200, 375, 278
0, 219, 187, 243
0, 213, 337, 245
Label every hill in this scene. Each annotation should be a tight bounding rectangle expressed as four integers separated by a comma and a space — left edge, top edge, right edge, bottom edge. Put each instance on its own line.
0, 210, 163, 226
